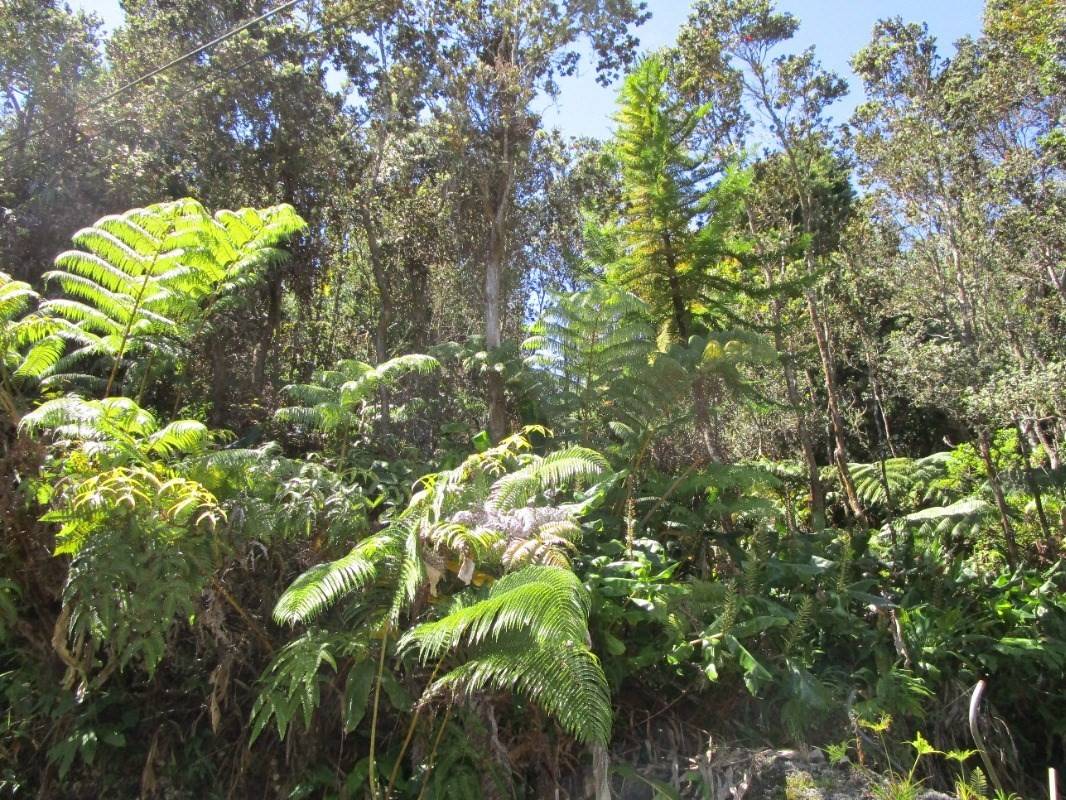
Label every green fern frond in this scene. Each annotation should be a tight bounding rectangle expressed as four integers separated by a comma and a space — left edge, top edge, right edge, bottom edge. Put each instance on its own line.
0, 275, 37, 323
19, 395, 113, 437
501, 521, 580, 569
388, 515, 427, 622
274, 353, 439, 451
249, 630, 362, 744
17, 396, 224, 475
903, 498, 992, 524
274, 404, 334, 431
340, 353, 440, 405
523, 283, 659, 441
400, 565, 591, 659
489, 447, 609, 510
374, 352, 440, 380
273, 533, 395, 626
428, 522, 501, 561
848, 452, 953, 510
425, 640, 612, 746
13, 335, 66, 379
279, 383, 338, 407
145, 420, 213, 458
400, 563, 610, 745
34, 200, 306, 394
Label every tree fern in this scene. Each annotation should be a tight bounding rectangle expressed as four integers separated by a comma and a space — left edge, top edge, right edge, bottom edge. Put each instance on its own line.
401, 566, 592, 655
273, 429, 609, 625
269, 434, 614, 757
842, 449, 1005, 546
28, 199, 306, 396
848, 452, 953, 510
273, 532, 397, 626
0, 271, 42, 379
0, 270, 64, 417
275, 353, 440, 455
501, 518, 582, 569
523, 283, 691, 445
400, 566, 611, 747
426, 641, 611, 746
250, 630, 370, 744
489, 446, 610, 509
20, 396, 211, 463
694, 329, 778, 394
901, 498, 995, 541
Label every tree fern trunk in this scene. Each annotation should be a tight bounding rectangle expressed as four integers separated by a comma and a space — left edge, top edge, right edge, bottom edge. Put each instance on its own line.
591, 743, 612, 800
209, 338, 230, 427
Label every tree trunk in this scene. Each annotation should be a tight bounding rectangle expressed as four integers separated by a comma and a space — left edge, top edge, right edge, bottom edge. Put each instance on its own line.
483, 127, 516, 444
1030, 419, 1061, 470
977, 430, 1019, 568
806, 291, 868, 526
1016, 419, 1056, 556
362, 209, 393, 435
769, 293, 825, 530
252, 274, 282, 391
209, 337, 229, 428
405, 255, 432, 348
861, 333, 897, 457
485, 217, 508, 443
692, 376, 725, 461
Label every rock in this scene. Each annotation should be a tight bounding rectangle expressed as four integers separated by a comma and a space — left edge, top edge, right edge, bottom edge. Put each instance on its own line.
742, 750, 873, 799
612, 744, 955, 800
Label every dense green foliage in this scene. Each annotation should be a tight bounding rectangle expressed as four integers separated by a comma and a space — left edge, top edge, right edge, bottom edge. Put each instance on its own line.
1, 0, 1063, 798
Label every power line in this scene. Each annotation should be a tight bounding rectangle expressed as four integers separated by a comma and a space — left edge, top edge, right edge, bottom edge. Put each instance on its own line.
0, 0, 308, 155
1, 6, 357, 185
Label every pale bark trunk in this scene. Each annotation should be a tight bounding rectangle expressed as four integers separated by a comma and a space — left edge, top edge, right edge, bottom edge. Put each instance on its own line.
483, 125, 516, 444
1046, 260, 1066, 302
948, 241, 978, 348
485, 217, 508, 442
751, 85, 859, 528
361, 209, 392, 435
870, 369, 896, 457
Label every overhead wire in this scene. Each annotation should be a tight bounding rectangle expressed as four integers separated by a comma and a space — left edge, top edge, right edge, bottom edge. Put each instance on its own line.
0, 0, 309, 156
1, 3, 361, 184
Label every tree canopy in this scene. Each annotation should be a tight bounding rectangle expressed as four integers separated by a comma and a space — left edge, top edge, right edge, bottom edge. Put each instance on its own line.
1, 1, 1064, 798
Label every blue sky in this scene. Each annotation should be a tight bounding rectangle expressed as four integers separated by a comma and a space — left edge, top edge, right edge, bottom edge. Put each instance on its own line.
71, 0, 985, 137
